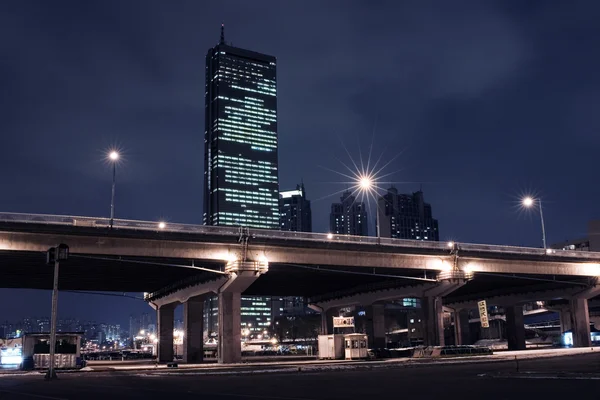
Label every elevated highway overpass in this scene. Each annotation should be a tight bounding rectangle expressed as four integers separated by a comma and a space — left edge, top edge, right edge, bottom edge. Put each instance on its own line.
1, 212, 599, 362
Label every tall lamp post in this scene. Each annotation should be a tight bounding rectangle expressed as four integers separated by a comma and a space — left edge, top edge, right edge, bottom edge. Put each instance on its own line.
45, 244, 69, 381
522, 196, 547, 249
108, 151, 119, 229
358, 176, 381, 241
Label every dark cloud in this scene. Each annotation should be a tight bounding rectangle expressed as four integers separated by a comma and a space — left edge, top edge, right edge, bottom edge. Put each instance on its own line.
1, 0, 599, 324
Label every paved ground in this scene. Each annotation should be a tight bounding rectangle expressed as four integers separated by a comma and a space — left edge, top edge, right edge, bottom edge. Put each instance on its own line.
78, 346, 600, 372
0, 351, 599, 399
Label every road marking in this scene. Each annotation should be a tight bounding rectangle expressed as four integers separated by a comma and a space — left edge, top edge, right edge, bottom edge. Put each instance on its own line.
204, 394, 317, 400
0, 390, 67, 399
479, 373, 600, 380
64, 382, 316, 400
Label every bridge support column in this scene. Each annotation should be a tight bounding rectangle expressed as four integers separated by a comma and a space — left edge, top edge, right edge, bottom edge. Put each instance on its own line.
157, 303, 175, 363
365, 304, 386, 349
558, 307, 573, 334
505, 305, 526, 350
218, 291, 241, 364
320, 308, 336, 335
422, 296, 444, 347
183, 296, 204, 363
570, 298, 591, 347
453, 309, 470, 346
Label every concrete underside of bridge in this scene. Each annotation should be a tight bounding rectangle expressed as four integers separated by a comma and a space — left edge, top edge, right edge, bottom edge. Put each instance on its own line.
1, 250, 594, 300
1, 223, 600, 363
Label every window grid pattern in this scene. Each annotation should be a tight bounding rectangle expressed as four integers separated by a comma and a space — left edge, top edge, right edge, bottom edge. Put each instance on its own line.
204, 43, 279, 230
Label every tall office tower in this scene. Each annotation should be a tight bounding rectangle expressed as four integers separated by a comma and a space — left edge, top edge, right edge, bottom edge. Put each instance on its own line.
203, 27, 278, 334
329, 190, 368, 236
278, 184, 313, 317
279, 183, 312, 232
377, 187, 439, 241
203, 297, 219, 337
203, 25, 279, 229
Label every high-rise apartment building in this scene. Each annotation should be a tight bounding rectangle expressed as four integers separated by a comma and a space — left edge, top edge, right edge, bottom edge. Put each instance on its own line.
377, 188, 439, 241
203, 26, 279, 229
330, 190, 368, 236
279, 183, 312, 232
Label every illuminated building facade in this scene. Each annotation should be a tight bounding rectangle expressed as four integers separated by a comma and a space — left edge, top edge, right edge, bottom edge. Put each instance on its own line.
205, 296, 274, 338
329, 190, 368, 236
279, 183, 312, 232
377, 188, 439, 241
203, 26, 279, 229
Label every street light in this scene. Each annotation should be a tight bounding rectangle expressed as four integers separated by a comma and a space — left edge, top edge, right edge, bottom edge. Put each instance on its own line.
44, 244, 68, 381
359, 176, 372, 190
522, 196, 547, 249
108, 151, 119, 229
356, 174, 380, 240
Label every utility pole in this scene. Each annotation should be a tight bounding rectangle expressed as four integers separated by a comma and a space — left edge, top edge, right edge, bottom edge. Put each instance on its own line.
45, 244, 69, 381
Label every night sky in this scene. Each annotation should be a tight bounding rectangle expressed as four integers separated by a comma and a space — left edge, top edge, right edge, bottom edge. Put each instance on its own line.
1, 0, 599, 327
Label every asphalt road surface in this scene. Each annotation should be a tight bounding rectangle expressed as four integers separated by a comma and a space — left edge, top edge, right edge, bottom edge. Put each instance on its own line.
1, 353, 599, 400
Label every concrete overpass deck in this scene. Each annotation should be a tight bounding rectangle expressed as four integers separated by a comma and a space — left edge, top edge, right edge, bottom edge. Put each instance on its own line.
2, 212, 600, 361
1, 212, 599, 299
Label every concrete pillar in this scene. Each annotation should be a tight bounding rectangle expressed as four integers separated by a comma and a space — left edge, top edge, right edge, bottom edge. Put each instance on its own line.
570, 298, 591, 347
320, 308, 335, 335
365, 304, 386, 349
183, 297, 204, 363
422, 296, 444, 347
453, 309, 470, 345
157, 304, 175, 363
505, 305, 526, 351
558, 307, 572, 334
218, 292, 241, 364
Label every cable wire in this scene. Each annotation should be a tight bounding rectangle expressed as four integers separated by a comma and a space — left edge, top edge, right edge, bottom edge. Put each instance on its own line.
69, 255, 228, 275
475, 271, 589, 286
63, 290, 145, 301
280, 263, 437, 282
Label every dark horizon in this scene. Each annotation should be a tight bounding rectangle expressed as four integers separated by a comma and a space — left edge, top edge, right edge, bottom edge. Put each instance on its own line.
1, 0, 599, 323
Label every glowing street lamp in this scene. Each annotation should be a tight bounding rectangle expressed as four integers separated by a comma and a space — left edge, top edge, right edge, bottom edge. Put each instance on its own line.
522, 196, 547, 249
108, 151, 119, 229
158, 222, 166, 230
356, 174, 380, 239
359, 176, 372, 190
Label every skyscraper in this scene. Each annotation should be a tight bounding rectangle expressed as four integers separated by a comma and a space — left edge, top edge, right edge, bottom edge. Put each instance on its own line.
279, 183, 312, 232
203, 27, 278, 336
377, 187, 439, 241
203, 25, 279, 229
329, 190, 368, 236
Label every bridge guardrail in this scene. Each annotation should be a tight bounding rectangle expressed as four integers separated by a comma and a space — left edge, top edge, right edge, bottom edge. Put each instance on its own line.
1, 212, 599, 261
